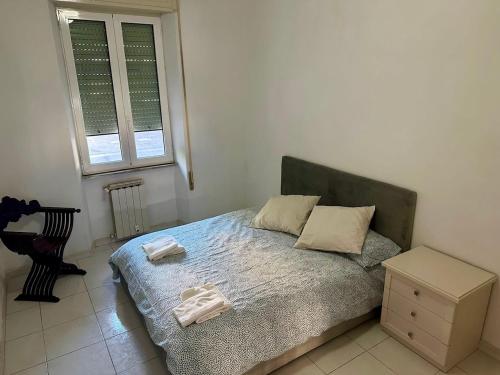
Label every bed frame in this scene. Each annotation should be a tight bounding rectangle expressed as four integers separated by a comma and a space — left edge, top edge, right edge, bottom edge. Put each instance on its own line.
119, 155, 417, 375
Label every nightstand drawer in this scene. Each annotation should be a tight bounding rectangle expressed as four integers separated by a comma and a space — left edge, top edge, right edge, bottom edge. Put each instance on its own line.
388, 290, 452, 344
390, 273, 455, 322
382, 308, 448, 365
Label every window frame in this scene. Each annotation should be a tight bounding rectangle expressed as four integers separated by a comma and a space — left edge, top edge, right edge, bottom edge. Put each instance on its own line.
58, 9, 174, 175
113, 14, 174, 169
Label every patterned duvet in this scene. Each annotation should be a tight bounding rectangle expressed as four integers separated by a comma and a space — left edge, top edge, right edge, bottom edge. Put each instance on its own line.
109, 209, 385, 375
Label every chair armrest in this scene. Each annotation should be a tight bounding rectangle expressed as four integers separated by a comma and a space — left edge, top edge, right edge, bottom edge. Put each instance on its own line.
0, 231, 38, 238
38, 207, 81, 214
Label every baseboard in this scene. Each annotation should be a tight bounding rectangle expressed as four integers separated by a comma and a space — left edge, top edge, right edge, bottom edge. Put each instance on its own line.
0, 275, 7, 375
93, 236, 115, 248
150, 220, 184, 232
480, 340, 500, 362
93, 220, 184, 248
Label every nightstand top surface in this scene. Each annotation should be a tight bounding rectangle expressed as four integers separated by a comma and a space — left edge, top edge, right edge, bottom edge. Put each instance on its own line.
383, 246, 496, 301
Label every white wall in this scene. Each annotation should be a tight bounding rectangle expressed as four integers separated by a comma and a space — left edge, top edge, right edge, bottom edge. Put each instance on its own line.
0, 0, 181, 269
0, 148, 7, 375
0, 0, 251, 274
82, 167, 178, 241
244, 0, 500, 348
171, 0, 253, 222
1, 0, 499, 351
0, 0, 93, 272
0, 269, 4, 375
82, 0, 254, 235
162, 12, 193, 222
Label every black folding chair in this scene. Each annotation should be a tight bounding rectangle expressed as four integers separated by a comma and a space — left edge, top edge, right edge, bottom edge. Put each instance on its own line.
0, 196, 86, 302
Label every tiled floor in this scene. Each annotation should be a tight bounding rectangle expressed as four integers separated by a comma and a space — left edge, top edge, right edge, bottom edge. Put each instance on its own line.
3, 244, 500, 375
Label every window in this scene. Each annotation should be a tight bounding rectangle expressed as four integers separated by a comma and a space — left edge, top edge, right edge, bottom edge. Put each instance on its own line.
58, 10, 173, 174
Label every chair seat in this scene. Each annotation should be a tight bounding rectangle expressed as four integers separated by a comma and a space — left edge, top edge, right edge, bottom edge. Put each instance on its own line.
33, 235, 66, 254
0, 231, 38, 256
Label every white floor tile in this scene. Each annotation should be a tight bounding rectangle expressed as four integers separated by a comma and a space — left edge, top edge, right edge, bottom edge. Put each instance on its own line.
6, 307, 42, 341
43, 314, 104, 360
8, 244, 481, 375
10, 363, 48, 375
437, 367, 466, 374
6, 291, 40, 315
89, 283, 128, 312
78, 253, 115, 289
346, 320, 388, 350
93, 244, 114, 254
307, 334, 364, 373
64, 251, 93, 262
369, 338, 438, 375
97, 302, 142, 339
331, 352, 395, 375
118, 357, 169, 375
53, 275, 86, 299
47, 341, 116, 375
5, 332, 46, 375
457, 350, 500, 375
41, 292, 94, 329
93, 247, 115, 258
7, 274, 27, 293
106, 327, 158, 373
271, 356, 323, 375
110, 241, 127, 251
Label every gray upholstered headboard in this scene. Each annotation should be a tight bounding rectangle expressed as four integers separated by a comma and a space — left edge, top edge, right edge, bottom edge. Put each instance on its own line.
281, 156, 417, 251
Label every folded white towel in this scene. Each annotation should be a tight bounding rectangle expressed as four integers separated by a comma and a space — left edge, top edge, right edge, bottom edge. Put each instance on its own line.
173, 289, 225, 327
175, 283, 232, 324
148, 244, 185, 261
142, 235, 176, 252
142, 236, 185, 261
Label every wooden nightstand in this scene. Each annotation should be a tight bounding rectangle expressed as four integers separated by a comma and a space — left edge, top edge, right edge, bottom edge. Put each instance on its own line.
381, 246, 496, 372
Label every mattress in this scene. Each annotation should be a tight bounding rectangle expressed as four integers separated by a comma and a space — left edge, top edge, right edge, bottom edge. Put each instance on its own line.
109, 209, 385, 375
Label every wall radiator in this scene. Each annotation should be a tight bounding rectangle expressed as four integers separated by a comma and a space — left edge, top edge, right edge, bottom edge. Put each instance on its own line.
104, 179, 149, 240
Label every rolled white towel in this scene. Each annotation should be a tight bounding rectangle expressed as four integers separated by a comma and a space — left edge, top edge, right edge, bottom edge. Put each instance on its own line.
173, 289, 225, 327
179, 283, 232, 324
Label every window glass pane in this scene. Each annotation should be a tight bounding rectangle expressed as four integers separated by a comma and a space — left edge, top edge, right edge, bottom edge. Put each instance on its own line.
86, 134, 122, 164
121, 23, 166, 159
69, 19, 123, 164
134, 130, 165, 159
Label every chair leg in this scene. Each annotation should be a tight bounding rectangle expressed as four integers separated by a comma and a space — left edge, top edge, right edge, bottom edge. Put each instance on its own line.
59, 261, 87, 276
16, 262, 60, 303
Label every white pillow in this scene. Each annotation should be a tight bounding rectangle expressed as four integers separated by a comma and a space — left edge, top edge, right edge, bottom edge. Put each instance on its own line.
250, 195, 320, 236
294, 205, 375, 254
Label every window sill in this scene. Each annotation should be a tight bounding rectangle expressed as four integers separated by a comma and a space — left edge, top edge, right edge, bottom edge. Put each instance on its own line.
81, 162, 176, 179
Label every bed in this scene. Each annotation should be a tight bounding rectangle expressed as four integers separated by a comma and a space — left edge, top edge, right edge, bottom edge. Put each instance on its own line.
109, 156, 417, 375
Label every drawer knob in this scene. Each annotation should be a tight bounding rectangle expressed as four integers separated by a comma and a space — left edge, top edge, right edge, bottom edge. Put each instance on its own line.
413, 290, 420, 297
410, 311, 416, 317
407, 332, 414, 339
